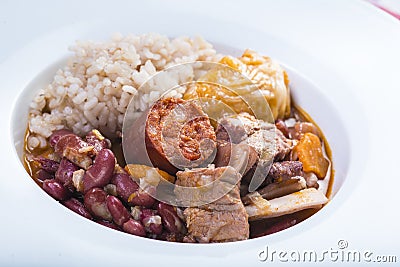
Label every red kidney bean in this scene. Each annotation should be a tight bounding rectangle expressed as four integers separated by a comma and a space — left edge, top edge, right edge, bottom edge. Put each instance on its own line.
82, 149, 115, 193
142, 215, 163, 235
138, 208, 162, 234
35, 169, 54, 181
84, 188, 112, 221
35, 157, 60, 173
85, 130, 110, 155
157, 202, 186, 234
49, 129, 73, 147
55, 158, 79, 191
106, 195, 131, 226
122, 219, 146, 237
97, 220, 121, 231
139, 209, 155, 221
111, 172, 155, 208
42, 179, 71, 201
111, 172, 139, 203
62, 198, 93, 220
129, 187, 156, 208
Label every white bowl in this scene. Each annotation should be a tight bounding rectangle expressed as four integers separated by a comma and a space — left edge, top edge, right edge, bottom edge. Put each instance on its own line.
11, 30, 351, 249
3, 0, 396, 266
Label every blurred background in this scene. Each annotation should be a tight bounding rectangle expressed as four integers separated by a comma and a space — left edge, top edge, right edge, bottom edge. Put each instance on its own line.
367, 0, 400, 19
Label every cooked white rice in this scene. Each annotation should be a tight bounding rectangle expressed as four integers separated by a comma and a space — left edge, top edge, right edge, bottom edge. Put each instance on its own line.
28, 33, 220, 150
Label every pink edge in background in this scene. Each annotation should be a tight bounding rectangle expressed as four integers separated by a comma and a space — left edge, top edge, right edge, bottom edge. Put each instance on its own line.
367, 0, 400, 19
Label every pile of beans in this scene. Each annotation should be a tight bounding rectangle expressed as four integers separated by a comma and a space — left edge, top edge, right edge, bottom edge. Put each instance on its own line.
35, 130, 187, 241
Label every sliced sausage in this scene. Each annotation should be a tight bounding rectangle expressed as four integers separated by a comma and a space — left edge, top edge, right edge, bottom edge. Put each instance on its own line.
128, 97, 216, 174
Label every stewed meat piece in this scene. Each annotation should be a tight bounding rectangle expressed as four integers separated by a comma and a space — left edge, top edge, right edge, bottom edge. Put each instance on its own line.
274, 128, 296, 161
183, 207, 249, 243
267, 161, 304, 183
216, 112, 296, 162
216, 113, 297, 191
175, 166, 249, 243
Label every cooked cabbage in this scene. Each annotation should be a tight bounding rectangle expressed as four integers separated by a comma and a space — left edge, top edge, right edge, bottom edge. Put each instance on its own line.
219, 49, 291, 120
184, 49, 291, 120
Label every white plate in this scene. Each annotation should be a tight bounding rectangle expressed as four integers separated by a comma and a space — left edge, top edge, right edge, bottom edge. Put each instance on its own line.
1, 0, 400, 266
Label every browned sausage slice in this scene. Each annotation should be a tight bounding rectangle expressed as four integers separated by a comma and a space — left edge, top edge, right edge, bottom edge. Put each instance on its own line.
144, 97, 216, 174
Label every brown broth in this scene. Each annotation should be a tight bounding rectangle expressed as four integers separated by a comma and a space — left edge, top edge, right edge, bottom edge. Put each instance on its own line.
23, 128, 54, 184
